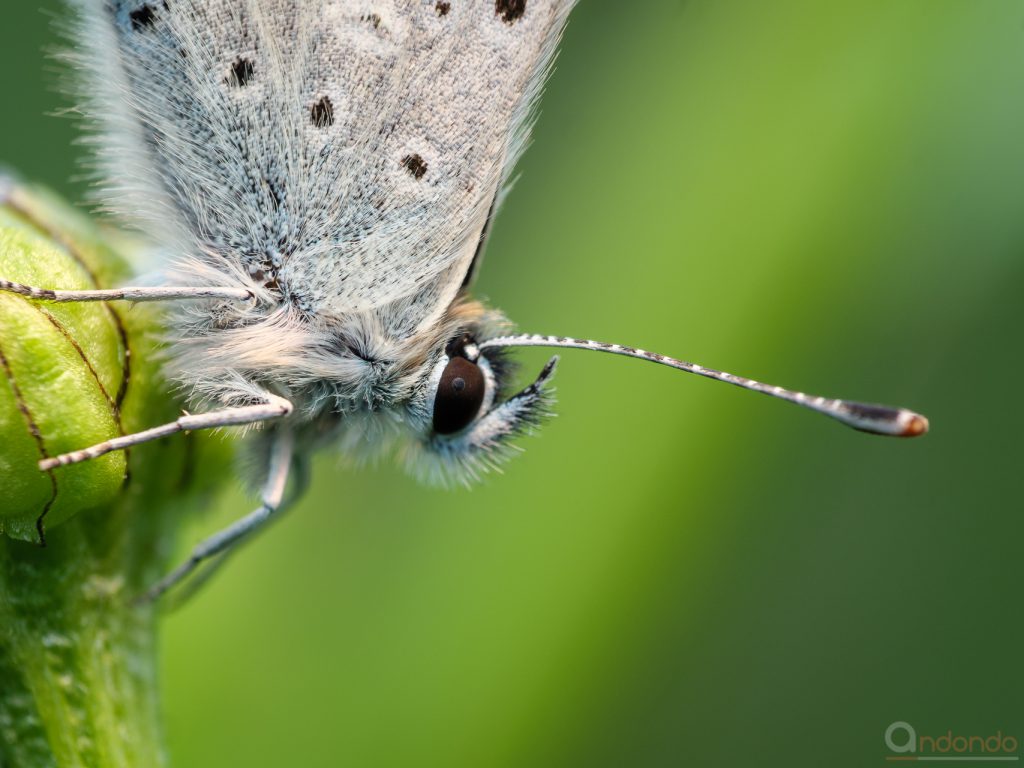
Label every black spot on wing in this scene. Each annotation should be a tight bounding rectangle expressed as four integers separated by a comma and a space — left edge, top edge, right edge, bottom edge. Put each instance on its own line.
311, 96, 334, 128
495, 0, 526, 23
436, 1, 451, 15
401, 154, 428, 180
226, 57, 255, 87
129, 4, 158, 30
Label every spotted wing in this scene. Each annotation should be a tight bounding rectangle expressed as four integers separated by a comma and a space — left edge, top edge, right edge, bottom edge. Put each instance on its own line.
72, 0, 575, 332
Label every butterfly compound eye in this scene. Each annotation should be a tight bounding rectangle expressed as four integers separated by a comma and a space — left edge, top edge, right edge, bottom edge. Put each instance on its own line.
433, 356, 486, 435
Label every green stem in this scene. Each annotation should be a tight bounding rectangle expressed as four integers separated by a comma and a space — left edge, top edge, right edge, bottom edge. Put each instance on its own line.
0, 501, 169, 768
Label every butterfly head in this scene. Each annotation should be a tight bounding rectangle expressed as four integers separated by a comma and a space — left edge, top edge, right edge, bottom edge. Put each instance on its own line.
326, 298, 557, 487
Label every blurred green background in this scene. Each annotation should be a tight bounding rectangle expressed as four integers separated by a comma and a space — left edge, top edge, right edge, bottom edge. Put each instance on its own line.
2, 1, 1023, 766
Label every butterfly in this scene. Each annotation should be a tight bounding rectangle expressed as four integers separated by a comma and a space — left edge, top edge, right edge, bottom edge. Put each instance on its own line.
0, 0, 927, 601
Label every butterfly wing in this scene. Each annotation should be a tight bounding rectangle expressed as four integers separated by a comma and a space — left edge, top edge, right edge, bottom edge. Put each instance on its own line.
72, 0, 575, 332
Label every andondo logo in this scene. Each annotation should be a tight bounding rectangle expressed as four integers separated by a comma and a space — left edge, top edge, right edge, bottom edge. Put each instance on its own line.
885, 721, 1019, 762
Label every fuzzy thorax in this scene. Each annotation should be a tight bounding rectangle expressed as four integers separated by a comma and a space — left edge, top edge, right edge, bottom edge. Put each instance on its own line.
164, 259, 502, 425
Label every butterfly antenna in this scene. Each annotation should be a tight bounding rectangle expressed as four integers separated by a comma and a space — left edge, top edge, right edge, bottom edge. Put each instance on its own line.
478, 334, 928, 437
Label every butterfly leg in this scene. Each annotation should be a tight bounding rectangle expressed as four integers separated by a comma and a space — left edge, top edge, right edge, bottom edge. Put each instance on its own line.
161, 453, 312, 612
0, 279, 252, 303
39, 395, 293, 470
140, 427, 296, 604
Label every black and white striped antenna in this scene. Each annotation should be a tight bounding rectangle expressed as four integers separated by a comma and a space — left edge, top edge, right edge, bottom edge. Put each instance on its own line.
479, 334, 929, 437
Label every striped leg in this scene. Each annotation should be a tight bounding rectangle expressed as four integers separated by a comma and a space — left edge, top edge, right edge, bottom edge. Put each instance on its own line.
140, 428, 296, 604
39, 395, 293, 471
0, 279, 252, 303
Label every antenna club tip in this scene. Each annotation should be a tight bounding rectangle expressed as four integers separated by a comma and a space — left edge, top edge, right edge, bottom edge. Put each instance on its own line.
900, 412, 929, 437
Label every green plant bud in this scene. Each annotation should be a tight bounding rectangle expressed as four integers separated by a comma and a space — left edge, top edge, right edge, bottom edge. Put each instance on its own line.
0, 180, 142, 541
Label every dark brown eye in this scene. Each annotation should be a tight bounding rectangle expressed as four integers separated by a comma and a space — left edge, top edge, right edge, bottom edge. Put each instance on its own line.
433, 356, 486, 435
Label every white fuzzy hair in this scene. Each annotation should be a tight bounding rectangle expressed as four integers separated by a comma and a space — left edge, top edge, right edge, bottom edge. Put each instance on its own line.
64, 0, 576, 478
